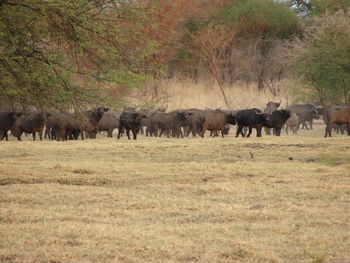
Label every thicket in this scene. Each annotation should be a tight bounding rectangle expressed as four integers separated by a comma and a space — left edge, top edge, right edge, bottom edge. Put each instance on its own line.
289, 11, 350, 105
0, 0, 349, 109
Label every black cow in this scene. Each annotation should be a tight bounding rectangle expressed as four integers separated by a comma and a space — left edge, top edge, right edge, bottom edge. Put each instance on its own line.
235, 108, 268, 137
0, 111, 22, 141
261, 110, 291, 136
117, 109, 147, 140
264, 100, 281, 135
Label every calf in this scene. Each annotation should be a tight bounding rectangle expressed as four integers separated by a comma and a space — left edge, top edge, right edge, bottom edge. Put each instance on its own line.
285, 113, 299, 135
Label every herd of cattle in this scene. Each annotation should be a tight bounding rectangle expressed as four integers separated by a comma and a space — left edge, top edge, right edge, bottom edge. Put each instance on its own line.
0, 102, 349, 141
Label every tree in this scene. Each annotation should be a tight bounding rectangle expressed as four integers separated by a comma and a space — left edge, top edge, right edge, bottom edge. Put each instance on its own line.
212, 0, 301, 91
288, 11, 350, 105
190, 22, 236, 107
0, 0, 157, 110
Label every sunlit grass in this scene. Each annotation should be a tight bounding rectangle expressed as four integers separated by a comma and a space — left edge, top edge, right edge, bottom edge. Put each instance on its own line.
0, 123, 349, 262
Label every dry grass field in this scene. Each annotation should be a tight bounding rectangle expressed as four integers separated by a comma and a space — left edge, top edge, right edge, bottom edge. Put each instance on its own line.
0, 123, 349, 263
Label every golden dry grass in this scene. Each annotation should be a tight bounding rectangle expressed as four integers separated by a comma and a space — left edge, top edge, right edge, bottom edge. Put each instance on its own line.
0, 123, 349, 263
130, 79, 293, 110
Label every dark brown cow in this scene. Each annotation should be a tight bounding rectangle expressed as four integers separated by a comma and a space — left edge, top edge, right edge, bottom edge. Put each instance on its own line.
54, 106, 108, 141
97, 110, 120, 137
325, 106, 350, 137
10, 112, 45, 141
201, 111, 236, 138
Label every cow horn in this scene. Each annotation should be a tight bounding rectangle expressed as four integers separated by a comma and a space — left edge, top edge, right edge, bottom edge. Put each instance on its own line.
255, 110, 264, 115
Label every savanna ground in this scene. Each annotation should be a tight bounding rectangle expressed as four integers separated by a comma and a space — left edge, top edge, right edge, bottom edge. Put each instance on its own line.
0, 122, 349, 263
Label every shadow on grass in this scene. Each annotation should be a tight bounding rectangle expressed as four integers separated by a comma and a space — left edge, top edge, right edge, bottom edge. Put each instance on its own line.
319, 153, 350, 166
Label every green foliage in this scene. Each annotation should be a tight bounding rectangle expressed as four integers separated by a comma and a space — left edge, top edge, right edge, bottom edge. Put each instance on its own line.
293, 12, 350, 105
217, 0, 301, 41
0, 0, 158, 110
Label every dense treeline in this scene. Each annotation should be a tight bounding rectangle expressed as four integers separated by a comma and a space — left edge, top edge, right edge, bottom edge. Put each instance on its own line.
0, 0, 349, 110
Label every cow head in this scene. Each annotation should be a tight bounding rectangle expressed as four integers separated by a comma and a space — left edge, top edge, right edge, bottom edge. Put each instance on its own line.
279, 109, 291, 121
226, 112, 237, 125
157, 107, 166, 113
133, 111, 147, 121
255, 109, 269, 122
9, 111, 23, 119
91, 106, 109, 122
265, 100, 281, 113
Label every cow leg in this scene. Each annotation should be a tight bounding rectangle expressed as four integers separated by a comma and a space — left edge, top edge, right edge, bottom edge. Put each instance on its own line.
126, 129, 131, 140
1, 131, 8, 141
117, 126, 122, 139
286, 126, 289, 135
201, 125, 206, 138
191, 124, 197, 137
347, 122, 350, 136
325, 123, 332, 137
32, 132, 36, 141
276, 128, 281, 136
132, 129, 137, 140
236, 126, 244, 137
221, 128, 224, 138
256, 127, 261, 137
235, 126, 240, 137
39, 131, 43, 141
247, 127, 253, 137
17, 132, 22, 141
59, 129, 65, 141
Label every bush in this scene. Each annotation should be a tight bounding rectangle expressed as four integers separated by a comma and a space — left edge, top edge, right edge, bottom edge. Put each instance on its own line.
292, 11, 350, 105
